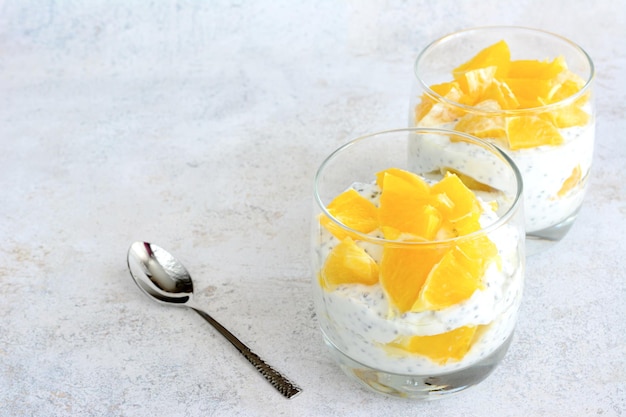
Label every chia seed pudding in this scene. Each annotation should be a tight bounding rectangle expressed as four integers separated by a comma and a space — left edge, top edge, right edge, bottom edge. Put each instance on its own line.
408, 117, 594, 233
313, 181, 524, 375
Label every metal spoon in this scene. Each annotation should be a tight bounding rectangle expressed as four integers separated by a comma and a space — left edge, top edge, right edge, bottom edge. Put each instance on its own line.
126, 241, 302, 399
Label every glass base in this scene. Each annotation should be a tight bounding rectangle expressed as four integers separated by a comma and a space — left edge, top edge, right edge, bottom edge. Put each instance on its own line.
323, 332, 514, 400
525, 207, 580, 256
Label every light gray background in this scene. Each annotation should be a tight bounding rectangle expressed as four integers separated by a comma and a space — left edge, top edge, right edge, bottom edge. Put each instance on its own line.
1, 1, 624, 416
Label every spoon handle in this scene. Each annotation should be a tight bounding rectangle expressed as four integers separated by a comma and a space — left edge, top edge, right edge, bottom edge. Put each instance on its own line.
191, 307, 302, 399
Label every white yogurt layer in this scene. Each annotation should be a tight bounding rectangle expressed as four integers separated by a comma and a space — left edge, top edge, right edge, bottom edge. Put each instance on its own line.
509, 122, 593, 232
314, 182, 524, 375
409, 116, 594, 233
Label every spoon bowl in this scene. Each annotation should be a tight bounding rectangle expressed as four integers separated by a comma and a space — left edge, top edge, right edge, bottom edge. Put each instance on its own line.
128, 242, 193, 304
127, 241, 301, 399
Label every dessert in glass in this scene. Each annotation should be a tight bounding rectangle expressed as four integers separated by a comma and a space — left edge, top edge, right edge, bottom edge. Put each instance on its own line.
409, 26, 594, 254
312, 128, 524, 399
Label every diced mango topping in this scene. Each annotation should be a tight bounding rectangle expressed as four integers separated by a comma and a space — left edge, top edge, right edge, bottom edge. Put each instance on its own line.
378, 172, 439, 240
453, 40, 511, 79
505, 115, 564, 150
557, 165, 582, 197
415, 40, 591, 149
319, 168, 500, 314
440, 167, 496, 192
320, 237, 379, 290
380, 243, 449, 313
412, 236, 497, 312
414, 81, 467, 127
320, 188, 378, 240
387, 325, 481, 364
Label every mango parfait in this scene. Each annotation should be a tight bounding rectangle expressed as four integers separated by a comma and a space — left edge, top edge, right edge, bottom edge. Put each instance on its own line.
313, 167, 523, 376
411, 28, 594, 238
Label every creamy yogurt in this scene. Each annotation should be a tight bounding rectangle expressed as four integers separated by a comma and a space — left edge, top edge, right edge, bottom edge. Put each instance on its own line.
313, 181, 524, 375
508, 122, 593, 232
409, 116, 594, 233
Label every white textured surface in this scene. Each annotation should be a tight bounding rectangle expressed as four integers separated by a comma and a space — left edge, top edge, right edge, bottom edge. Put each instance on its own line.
0, 1, 624, 416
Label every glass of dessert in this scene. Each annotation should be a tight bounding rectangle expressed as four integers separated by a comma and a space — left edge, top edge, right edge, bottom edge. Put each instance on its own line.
409, 26, 594, 254
312, 128, 524, 399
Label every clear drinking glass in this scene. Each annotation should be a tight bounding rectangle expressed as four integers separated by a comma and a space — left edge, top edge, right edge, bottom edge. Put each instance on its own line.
312, 128, 524, 399
409, 26, 595, 254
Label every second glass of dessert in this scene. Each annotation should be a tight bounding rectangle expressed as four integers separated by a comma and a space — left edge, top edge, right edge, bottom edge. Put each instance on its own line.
410, 26, 594, 253
312, 128, 524, 399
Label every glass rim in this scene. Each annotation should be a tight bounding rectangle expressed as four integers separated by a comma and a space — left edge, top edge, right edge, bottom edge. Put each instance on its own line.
313, 127, 524, 247
414, 25, 595, 115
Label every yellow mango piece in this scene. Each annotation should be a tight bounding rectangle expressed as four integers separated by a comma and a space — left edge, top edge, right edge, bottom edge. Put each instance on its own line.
505, 115, 564, 150
456, 66, 498, 104
440, 167, 496, 192
376, 168, 430, 193
430, 173, 482, 223
320, 188, 378, 240
378, 172, 441, 240
557, 165, 582, 197
508, 56, 567, 79
388, 325, 480, 364
412, 235, 497, 312
482, 79, 520, 109
546, 103, 590, 128
503, 77, 554, 107
453, 39, 511, 79
414, 81, 466, 126
380, 243, 449, 314
455, 112, 507, 141
548, 70, 587, 103
321, 237, 379, 290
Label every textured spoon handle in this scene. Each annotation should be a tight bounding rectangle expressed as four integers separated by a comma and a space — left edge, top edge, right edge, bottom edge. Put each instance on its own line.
191, 308, 302, 399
